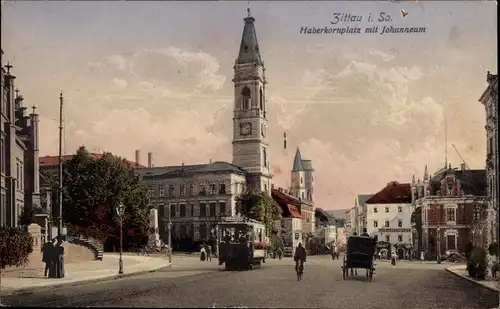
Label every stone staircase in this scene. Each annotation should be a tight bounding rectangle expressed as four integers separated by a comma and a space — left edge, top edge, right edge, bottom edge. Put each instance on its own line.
66, 235, 104, 261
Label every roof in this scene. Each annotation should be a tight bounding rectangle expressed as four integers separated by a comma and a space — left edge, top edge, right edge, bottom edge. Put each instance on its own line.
292, 148, 305, 171
287, 205, 303, 219
136, 161, 246, 178
357, 194, 374, 207
39, 153, 144, 168
315, 208, 337, 226
430, 168, 486, 196
325, 209, 350, 219
271, 188, 300, 207
479, 71, 498, 102
366, 182, 412, 204
237, 11, 262, 65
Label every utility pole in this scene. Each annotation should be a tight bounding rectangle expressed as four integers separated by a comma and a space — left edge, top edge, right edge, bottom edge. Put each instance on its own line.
58, 92, 64, 236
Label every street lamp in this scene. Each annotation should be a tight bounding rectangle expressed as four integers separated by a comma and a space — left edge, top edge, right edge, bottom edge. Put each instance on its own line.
116, 203, 125, 274
167, 202, 172, 264
437, 226, 441, 264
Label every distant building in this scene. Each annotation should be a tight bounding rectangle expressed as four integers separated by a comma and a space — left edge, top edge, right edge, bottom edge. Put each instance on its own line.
365, 182, 413, 252
411, 164, 487, 259
289, 148, 315, 234
354, 194, 374, 235
1, 58, 41, 228
478, 71, 498, 246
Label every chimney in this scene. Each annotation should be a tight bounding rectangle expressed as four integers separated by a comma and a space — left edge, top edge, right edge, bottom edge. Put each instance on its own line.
147, 152, 153, 168
461, 163, 466, 171
135, 150, 140, 167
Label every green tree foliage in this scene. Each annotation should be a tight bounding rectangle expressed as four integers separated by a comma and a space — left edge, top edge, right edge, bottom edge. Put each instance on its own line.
19, 206, 47, 227
235, 188, 282, 235
61, 146, 151, 245
0, 227, 34, 269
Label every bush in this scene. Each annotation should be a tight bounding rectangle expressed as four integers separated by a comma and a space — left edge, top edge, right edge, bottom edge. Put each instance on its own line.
0, 226, 34, 269
467, 246, 487, 280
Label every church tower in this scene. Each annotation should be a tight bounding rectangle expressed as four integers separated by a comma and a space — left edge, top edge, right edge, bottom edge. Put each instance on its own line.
232, 10, 271, 194
290, 148, 307, 201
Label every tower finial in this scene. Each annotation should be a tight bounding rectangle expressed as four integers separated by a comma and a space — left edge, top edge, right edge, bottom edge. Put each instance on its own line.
15, 88, 20, 98
5, 62, 12, 74
444, 115, 448, 169
247, 7, 250, 17
32, 104, 37, 114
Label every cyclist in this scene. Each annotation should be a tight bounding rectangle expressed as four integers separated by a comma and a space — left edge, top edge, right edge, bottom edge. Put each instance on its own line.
294, 243, 307, 274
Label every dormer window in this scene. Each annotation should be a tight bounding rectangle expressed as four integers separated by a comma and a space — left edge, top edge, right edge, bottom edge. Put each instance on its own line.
241, 87, 251, 110
244, 45, 248, 51
447, 184, 453, 196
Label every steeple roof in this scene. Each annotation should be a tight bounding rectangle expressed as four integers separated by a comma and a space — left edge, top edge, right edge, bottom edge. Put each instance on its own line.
237, 9, 262, 65
292, 148, 305, 171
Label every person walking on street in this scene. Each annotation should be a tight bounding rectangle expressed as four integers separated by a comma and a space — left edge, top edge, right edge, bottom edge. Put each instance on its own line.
206, 244, 212, 262
42, 241, 54, 277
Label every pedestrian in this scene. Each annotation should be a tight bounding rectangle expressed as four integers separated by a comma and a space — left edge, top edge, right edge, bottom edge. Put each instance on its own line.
42, 241, 54, 277
278, 247, 283, 260
200, 244, 207, 262
206, 244, 212, 262
420, 250, 425, 263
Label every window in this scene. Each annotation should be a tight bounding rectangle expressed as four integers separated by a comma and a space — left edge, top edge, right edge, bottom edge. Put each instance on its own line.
259, 87, 263, 110
180, 204, 186, 217
219, 183, 226, 194
447, 234, 456, 250
180, 185, 186, 197
0, 137, 4, 174
199, 224, 207, 240
446, 208, 456, 222
168, 185, 175, 197
385, 235, 390, 242
219, 202, 226, 216
261, 124, 265, 137
189, 184, 194, 196
16, 163, 19, 189
447, 184, 453, 196
163, 204, 168, 217
209, 202, 216, 217
373, 221, 378, 228
301, 192, 305, 200
209, 183, 216, 195
200, 203, 206, 217
158, 185, 165, 197
241, 87, 251, 110
385, 207, 389, 213
384, 221, 389, 227
398, 206, 402, 212
0, 193, 6, 226
374, 207, 378, 213
300, 177, 303, 184
170, 204, 176, 218
190, 203, 195, 217
148, 186, 155, 197
398, 235, 403, 242
264, 184, 268, 193
263, 148, 268, 167
20, 164, 23, 190
473, 206, 482, 221
199, 184, 206, 196
398, 220, 402, 227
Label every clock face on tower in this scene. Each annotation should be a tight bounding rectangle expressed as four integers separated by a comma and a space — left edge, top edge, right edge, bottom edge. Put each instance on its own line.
240, 122, 252, 136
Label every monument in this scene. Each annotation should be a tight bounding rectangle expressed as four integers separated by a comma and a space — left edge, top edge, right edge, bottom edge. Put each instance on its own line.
148, 208, 160, 246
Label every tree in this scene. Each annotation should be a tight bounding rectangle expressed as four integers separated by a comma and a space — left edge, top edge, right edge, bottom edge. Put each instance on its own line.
19, 206, 47, 227
0, 227, 34, 269
61, 146, 151, 246
235, 188, 282, 236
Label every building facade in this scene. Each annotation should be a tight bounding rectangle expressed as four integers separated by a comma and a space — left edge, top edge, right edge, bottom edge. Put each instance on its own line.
137, 162, 247, 244
354, 194, 373, 235
412, 165, 487, 259
0, 57, 41, 228
365, 182, 413, 247
479, 71, 498, 246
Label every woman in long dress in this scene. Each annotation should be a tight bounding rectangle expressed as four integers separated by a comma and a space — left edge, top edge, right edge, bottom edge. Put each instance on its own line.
200, 245, 207, 262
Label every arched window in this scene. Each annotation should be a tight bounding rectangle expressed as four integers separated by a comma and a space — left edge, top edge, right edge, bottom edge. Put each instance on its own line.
259, 87, 263, 110
241, 87, 251, 110
301, 177, 303, 184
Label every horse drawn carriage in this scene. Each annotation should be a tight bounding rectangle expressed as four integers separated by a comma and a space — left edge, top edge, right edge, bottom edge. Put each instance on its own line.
341, 235, 377, 281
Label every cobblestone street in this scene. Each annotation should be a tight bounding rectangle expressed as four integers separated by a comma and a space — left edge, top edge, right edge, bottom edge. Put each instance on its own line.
2, 256, 498, 308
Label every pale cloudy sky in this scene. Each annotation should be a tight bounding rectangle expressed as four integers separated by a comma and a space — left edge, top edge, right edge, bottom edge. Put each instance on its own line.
1, 1, 497, 209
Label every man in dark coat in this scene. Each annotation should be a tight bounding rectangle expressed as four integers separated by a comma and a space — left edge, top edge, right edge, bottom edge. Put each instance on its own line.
42, 242, 54, 277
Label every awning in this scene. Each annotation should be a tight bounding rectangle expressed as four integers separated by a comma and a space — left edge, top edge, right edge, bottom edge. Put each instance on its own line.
287, 204, 302, 219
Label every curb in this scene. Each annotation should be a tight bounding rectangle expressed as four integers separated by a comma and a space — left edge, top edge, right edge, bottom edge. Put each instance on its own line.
445, 268, 499, 292
0, 263, 171, 297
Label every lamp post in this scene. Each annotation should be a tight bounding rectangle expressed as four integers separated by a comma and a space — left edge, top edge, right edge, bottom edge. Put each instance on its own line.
167, 202, 172, 264
437, 226, 441, 264
116, 203, 125, 275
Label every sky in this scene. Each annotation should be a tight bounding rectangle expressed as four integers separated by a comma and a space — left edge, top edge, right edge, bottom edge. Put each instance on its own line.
1, 1, 497, 210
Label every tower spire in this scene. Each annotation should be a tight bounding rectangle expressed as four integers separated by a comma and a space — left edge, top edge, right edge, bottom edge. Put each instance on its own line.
444, 115, 448, 169
237, 9, 262, 65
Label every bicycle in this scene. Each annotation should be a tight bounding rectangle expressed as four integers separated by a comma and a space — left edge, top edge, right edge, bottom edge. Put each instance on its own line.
296, 260, 304, 281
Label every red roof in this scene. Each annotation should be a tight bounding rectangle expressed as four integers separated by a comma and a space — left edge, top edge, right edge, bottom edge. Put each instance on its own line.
287, 204, 303, 219
39, 154, 144, 168
365, 182, 412, 204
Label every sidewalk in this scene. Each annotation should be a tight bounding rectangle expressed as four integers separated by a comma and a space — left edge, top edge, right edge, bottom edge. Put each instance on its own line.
0, 254, 171, 296
446, 265, 499, 292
